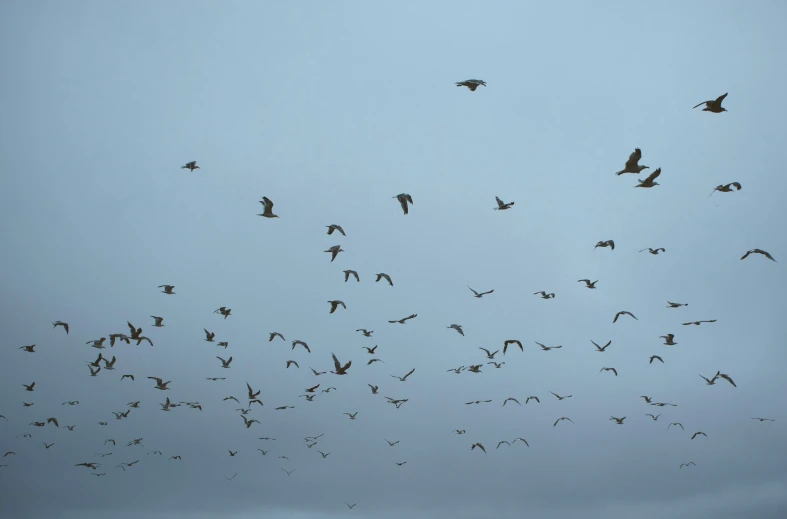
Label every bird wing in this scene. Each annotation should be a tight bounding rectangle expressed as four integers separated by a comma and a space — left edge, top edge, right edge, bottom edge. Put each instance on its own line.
403, 368, 415, 380
625, 148, 642, 168
693, 100, 711, 109
715, 92, 728, 104
467, 286, 479, 296
398, 196, 408, 214
645, 168, 661, 182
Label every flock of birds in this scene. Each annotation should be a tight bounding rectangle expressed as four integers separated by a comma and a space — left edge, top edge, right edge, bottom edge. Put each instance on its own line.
3, 81, 780, 513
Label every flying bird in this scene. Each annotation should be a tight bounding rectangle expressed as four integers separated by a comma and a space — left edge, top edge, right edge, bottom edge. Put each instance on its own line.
147, 377, 170, 390
494, 196, 514, 210
667, 301, 687, 308
292, 340, 310, 352
649, 355, 664, 364
326, 224, 345, 236
550, 392, 572, 401
682, 320, 716, 326
533, 291, 555, 299
613, 311, 638, 323
646, 414, 661, 421
269, 332, 285, 342
710, 182, 742, 196
578, 279, 598, 289
150, 316, 164, 327
553, 417, 574, 427
639, 248, 666, 255
660, 334, 677, 346
594, 240, 615, 250
181, 161, 199, 171
609, 416, 626, 424
592, 340, 611, 352
615, 148, 649, 175
328, 300, 346, 313
470, 442, 487, 453
393, 193, 414, 214
324, 245, 344, 262
468, 286, 494, 298
456, 79, 486, 91
693, 92, 728, 113
600, 367, 618, 376
343, 270, 360, 282
375, 273, 393, 286
216, 356, 233, 368
331, 353, 351, 375
691, 432, 707, 440
503, 340, 522, 354
447, 324, 464, 336
257, 196, 278, 218
388, 313, 417, 324
535, 342, 562, 351
635, 168, 661, 188
356, 329, 373, 337
286, 360, 299, 369
740, 249, 777, 262
390, 368, 415, 382
52, 321, 69, 334
159, 285, 175, 294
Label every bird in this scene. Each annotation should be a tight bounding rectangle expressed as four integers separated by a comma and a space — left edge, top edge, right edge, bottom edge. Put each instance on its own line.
535, 342, 562, 351
216, 356, 233, 368
331, 353, 351, 375
667, 301, 687, 308
615, 148, 649, 175
356, 329, 373, 337
361, 345, 378, 354
368, 385, 378, 394
147, 377, 170, 390
487, 361, 505, 369
159, 285, 175, 294
281, 469, 296, 476
326, 224, 345, 236
751, 418, 775, 422
102, 356, 116, 370
660, 334, 677, 346
286, 360, 299, 369
649, 355, 664, 364
479, 347, 499, 359
718, 373, 737, 387
225, 473, 238, 481
503, 340, 522, 354
43, 442, 55, 449
578, 279, 598, 289
494, 196, 514, 210
120, 375, 134, 381
268, 332, 285, 342
324, 245, 344, 262
496, 440, 512, 448
682, 320, 716, 326
700, 372, 720, 385
502, 398, 520, 406
311, 367, 326, 376
181, 161, 199, 171
693, 92, 728, 113
52, 321, 69, 334
639, 247, 666, 255
646, 414, 661, 421
203, 329, 215, 342
679, 462, 696, 469
592, 340, 611, 352
691, 432, 707, 440
550, 391, 571, 400
553, 417, 574, 427
257, 196, 278, 218
150, 316, 164, 327
594, 240, 615, 250
609, 416, 626, 424
635, 168, 661, 188
394, 461, 407, 466
613, 311, 638, 323
385, 439, 399, 447
468, 286, 494, 298
214, 307, 232, 319
710, 182, 742, 196
393, 193, 414, 215
470, 443, 486, 453
317, 451, 330, 458
328, 300, 346, 313
344, 412, 358, 420
304, 384, 320, 393
375, 273, 393, 286
533, 291, 555, 299
447, 324, 464, 336
292, 340, 310, 352
525, 396, 540, 404
228, 450, 237, 456
346, 503, 357, 509
23, 382, 35, 392
367, 358, 384, 365
19, 344, 35, 353
600, 367, 618, 376
388, 313, 417, 324
740, 249, 777, 262
390, 368, 415, 382
456, 79, 486, 91
343, 270, 359, 282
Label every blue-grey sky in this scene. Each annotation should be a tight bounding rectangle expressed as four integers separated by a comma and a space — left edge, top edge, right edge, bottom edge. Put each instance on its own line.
1, 1, 786, 518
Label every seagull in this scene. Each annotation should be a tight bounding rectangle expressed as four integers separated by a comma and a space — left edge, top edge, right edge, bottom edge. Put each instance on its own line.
503, 340, 522, 354
646, 413, 661, 421
367, 358, 384, 365
225, 473, 238, 481
150, 316, 165, 328
494, 196, 514, 210
502, 398, 521, 407
324, 245, 344, 262
216, 356, 233, 368
159, 285, 175, 294
682, 320, 716, 326
181, 161, 199, 171
525, 396, 540, 404
667, 301, 687, 308
693, 92, 728, 113
456, 79, 486, 91
43, 442, 55, 449
356, 329, 373, 337
592, 340, 611, 352
343, 270, 360, 282
344, 412, 358, 420
487, 361, 505, 369
660, 334, 677, 345
594, 240, 615, 250
751, 418, 775, 422
281, 469, 296, 476
147, 377, 170, 390
326, 300, 346, 314
649, 355, 664, 364
470, 442, 487, 453
740, 249, 777, 262
393, 193, 414, 215
292, 340, 310, 352
228, 450, 238, 456
326, 224, 345, 236
615, 148, 649, 175
466, 364, 482, 373
465, 400, 492, 405
86, 338, 106, 349
609, 416, 626, 424
578, 279, 598, 288
52, 321, 69, 334
346, 503, 357, 509
317, 451, 330, 458
395, 461, 407, 466
203, 329, 215, 342
533, 291, 555, 299
269, 332, 285, 342
331, 353, 351, 375
304, 384, 320, 393
613, 311, 638, 323
641, 396, 653, 403
23, 382, 35, 391
700, 372, 720, 385
388, 313, 417, 324
286, 360, 299, 369
553, 417, 574, 427
454, 430, 466, 435
639, 247, 666, 255
311, 367, 326, 376
468, 286, 494, 298
214, 307, 232, 319
550, 391, 572, 401
447, 324, 464, 336
710, 182, 742, 196
19, 344, 35, 352
479, 347, 499, 359
257, 196, 279, 218
535, 342, 562, 351
385, 439, 399, 447
246, 383, 260, 400
635, 168, 661, 188
496, 440, 512, 449
102, 356, 116, 370
375, 273, 393, 286
361, 345, 378, 354
390, 368, 415, 382
368, 384, 378, 394
446, 366, 465, 374
679, 462, 696, 469
600, 367, 618, 376
691, 432, 707, 440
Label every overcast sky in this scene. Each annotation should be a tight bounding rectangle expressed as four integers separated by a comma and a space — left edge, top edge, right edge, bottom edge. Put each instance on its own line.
1, 1, 786, 518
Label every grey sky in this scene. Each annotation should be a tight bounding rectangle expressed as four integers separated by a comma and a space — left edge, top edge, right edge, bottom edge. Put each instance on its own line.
1, 1, 786, 518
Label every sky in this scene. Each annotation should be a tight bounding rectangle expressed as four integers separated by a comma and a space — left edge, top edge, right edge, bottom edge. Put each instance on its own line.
1, 1, 786, 518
